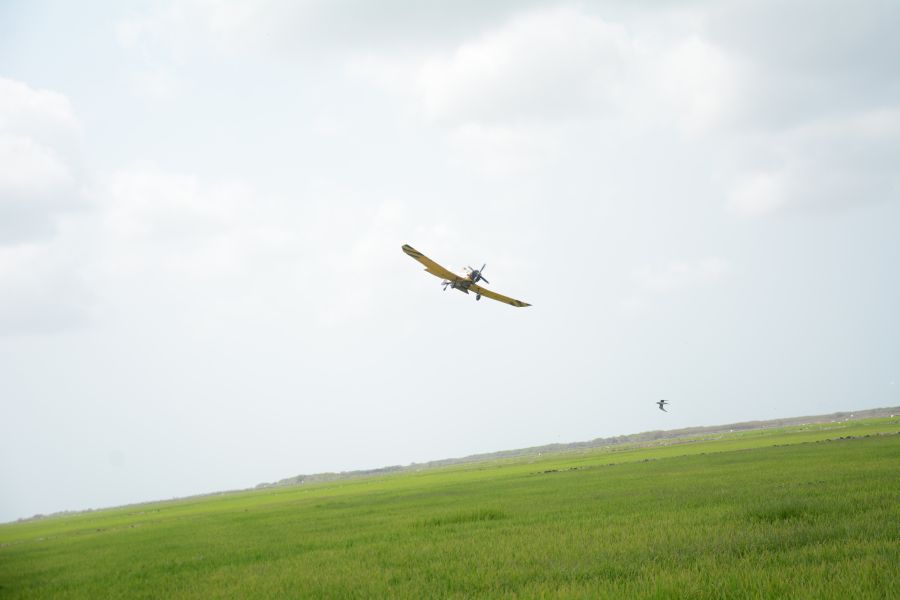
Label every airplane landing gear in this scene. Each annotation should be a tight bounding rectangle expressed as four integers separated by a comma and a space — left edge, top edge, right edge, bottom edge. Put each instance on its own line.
476, 294, 482, 301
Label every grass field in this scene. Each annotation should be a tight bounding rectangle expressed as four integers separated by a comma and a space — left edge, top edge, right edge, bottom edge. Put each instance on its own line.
2, 418, 898, 598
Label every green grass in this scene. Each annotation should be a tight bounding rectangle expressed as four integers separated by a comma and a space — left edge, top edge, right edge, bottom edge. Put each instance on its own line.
2, 418, 898, 598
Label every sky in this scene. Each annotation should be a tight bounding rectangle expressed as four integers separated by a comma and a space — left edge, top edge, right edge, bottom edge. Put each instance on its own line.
1, 0, 898, 523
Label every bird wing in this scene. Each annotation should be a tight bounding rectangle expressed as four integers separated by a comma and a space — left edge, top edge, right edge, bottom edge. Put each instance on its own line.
468, 282, 531, 307
402, 244, 459, 281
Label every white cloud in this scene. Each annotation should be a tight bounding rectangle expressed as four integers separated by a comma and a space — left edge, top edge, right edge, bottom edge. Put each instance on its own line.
728, 171, 787, 217
346, 3, 898, 218
113, 0, 283, 62
651, 36, 742, 134
0, 134, 72, 192
0, 78, 78, 194
705, 1, 900, 217
0, 78, 82, 244
343, 3, 747, 187
96, 164, 297, 281
386, 4, 746, 138
0, 79, 88, 333
417, 7, 634, 125
102, 166, 237, 241
728, 109, 900, 216
348, 7, 690, 173
0, 77, 77, 134
707, 0, 900, 129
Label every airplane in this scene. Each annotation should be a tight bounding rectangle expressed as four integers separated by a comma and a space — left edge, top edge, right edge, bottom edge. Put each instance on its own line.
657, 399, 670, 412
402, 244, 531, 307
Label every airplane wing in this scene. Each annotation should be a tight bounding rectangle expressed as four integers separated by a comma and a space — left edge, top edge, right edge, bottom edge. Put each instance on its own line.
468, 282, 531, 307
402, 244, 459, 281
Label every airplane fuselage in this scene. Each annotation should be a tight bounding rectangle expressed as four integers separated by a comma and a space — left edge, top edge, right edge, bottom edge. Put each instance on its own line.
445, 277, 473, 293
444, 269, 479, 293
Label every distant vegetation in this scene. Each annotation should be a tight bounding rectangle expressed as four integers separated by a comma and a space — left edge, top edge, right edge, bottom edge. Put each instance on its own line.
1, 415, 898, 598
257, 406, 896, 488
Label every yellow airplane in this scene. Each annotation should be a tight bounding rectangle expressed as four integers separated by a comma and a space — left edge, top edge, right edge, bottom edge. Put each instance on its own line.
402, 244, 531, 307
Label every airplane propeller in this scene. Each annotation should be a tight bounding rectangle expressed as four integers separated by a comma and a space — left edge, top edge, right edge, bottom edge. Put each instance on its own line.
469, 263, 489, 284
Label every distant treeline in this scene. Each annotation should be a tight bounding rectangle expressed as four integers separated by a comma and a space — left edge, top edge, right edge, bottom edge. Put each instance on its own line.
255, 406, 898, 489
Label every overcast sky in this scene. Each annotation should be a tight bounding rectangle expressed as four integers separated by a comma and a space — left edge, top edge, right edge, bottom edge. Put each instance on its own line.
1, 0, 898, 522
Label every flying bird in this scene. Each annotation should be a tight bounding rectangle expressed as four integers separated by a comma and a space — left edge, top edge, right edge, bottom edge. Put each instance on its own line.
656, 399, 670, 412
